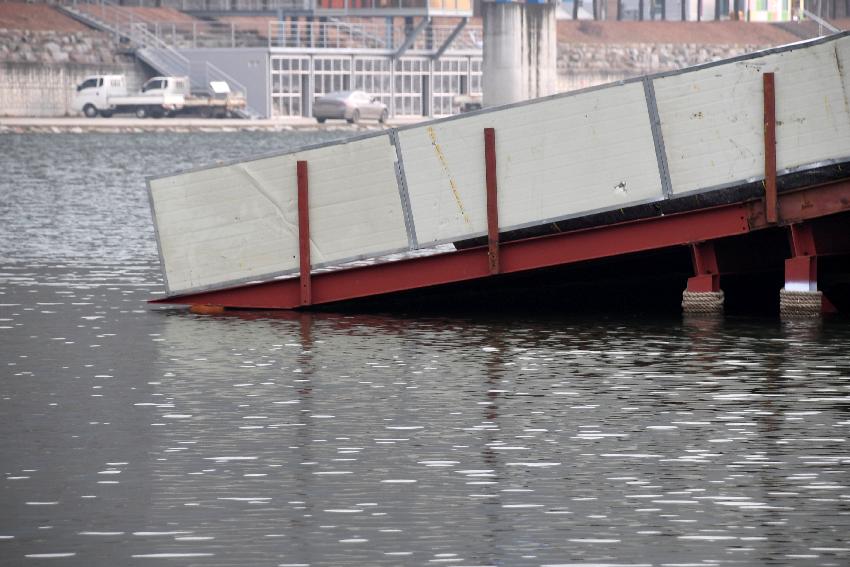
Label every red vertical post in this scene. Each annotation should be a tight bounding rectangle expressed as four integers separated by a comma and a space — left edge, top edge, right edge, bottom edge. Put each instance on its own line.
783, 222, 835, 314
686, 241, 720, 292
785, 222, 818, 292
484, 127, 499, 275
763, 72, 778, 224
297, 160, 311, 307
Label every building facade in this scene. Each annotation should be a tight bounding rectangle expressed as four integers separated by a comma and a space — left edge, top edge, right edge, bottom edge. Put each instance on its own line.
269, 50, 482, 118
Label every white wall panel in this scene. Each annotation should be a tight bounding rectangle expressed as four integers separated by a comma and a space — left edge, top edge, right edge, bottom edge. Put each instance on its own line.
654, 36, 850, 196
398, 81, 664, 247
150, 133, 407, 295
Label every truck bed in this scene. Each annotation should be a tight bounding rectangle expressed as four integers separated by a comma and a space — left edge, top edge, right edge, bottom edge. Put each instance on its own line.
107, 94, 183, 107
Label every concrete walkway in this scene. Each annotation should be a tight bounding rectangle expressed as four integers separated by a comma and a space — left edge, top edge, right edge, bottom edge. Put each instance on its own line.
0, 116, 427, 133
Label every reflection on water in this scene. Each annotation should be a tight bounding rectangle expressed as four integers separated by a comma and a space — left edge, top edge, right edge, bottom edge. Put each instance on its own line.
1, 133, 850, 566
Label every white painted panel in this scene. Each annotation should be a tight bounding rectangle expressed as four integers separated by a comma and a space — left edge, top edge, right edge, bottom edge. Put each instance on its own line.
654, 36, 850, 196
297, 136, 409, 266
150, 133, 407, 295
398, 81, 663, 247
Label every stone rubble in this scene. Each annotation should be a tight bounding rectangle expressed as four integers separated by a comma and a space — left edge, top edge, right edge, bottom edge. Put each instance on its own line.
0, 28, 132, 65
558, 42, 766, 75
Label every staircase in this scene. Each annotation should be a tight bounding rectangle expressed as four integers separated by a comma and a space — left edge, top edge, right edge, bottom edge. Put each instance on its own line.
58, 0, 257, 117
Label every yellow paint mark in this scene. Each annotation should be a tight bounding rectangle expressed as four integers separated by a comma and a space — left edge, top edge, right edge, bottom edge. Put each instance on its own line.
427, 126, 471, 225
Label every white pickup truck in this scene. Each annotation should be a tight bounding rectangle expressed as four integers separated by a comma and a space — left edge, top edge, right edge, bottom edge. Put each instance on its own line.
72, 75, 246, 119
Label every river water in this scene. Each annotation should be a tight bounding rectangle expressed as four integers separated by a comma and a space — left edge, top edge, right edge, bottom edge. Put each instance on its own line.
1, 132, 849, 567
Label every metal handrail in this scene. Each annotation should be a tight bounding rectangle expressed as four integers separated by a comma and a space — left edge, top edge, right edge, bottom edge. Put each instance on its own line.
267, 19, 482, 50
800, 8, 841, 35
327, 17, 387, 48
66, 0, 479, 51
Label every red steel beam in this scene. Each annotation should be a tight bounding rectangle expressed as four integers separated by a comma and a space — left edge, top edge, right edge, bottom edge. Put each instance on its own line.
297, 160, 311, 307
785, 222, 818, 294
789, 222, 817, 257
746, 178, 850, 227
763, 72, 778, 224
687, 241, 720, 292
151, 179, 850, 310
484, 127, 500, 275
809, 213, 850, 256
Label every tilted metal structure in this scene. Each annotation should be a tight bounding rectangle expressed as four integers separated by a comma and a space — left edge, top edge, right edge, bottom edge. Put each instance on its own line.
148, 33, 850, 308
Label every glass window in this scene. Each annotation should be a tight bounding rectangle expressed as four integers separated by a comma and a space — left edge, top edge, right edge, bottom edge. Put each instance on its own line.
78, 78, 98, 90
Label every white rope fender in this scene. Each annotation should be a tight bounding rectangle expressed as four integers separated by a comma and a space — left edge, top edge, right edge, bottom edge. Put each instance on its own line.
779, 289, 822, 318
682, 290, 725, 314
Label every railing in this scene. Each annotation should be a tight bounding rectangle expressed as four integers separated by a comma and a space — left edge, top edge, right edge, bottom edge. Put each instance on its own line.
313, 0, 472, 14
268, 19, 385, 48
63, 0, 480, 51
64, 0, 470, 13
267, 20, 482, 50
65, 1, 269, 48
800, 8, 841, 35
66, 0, 185, 48
68, 0, 308, 10
157, 0, 308, 10
137, 20, 271, 49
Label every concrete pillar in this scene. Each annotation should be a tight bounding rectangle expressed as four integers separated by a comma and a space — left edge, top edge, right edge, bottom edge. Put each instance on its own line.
523, 3, 558, 100
482, 1, 557, 108
483, 3, 524, 107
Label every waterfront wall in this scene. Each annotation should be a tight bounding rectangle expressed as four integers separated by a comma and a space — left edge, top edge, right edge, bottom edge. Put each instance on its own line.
557, 42, 766, 92
0, 61, 147, 117
0, 29, 147, 117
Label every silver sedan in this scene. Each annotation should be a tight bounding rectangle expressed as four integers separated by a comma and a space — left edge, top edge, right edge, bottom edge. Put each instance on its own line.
313, 90, 388, 124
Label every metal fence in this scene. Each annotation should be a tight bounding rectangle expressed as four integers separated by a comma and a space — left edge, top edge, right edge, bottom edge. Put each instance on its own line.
267, 20, 482, 50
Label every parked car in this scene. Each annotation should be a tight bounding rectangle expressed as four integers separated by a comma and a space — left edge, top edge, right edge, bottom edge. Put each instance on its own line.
313, 91, 388, 124
453, 93, 482, 113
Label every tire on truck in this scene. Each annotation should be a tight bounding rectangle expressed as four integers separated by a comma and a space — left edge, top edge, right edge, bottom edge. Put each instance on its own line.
83, 104, 98, 118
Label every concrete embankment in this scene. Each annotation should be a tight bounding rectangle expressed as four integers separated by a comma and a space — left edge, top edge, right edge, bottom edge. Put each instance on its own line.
0, 116, 424, 134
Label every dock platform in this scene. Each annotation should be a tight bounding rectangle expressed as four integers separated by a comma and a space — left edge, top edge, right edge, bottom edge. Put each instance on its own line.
148, 33, 850, 316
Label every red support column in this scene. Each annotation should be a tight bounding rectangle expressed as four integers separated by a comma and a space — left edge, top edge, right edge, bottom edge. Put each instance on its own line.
785, 222, 817, 292
683, 241, 724, 314
484, 127, 500, 275
763, 72, 778, 224
687, 241, 720, 292
781, 222, 834, 316
297, 160, 312, 307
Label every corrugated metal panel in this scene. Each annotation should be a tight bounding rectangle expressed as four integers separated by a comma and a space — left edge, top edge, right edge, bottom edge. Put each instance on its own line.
397, 81, 664, 247
654, 36, 850, 196
149, 134, 407, 295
